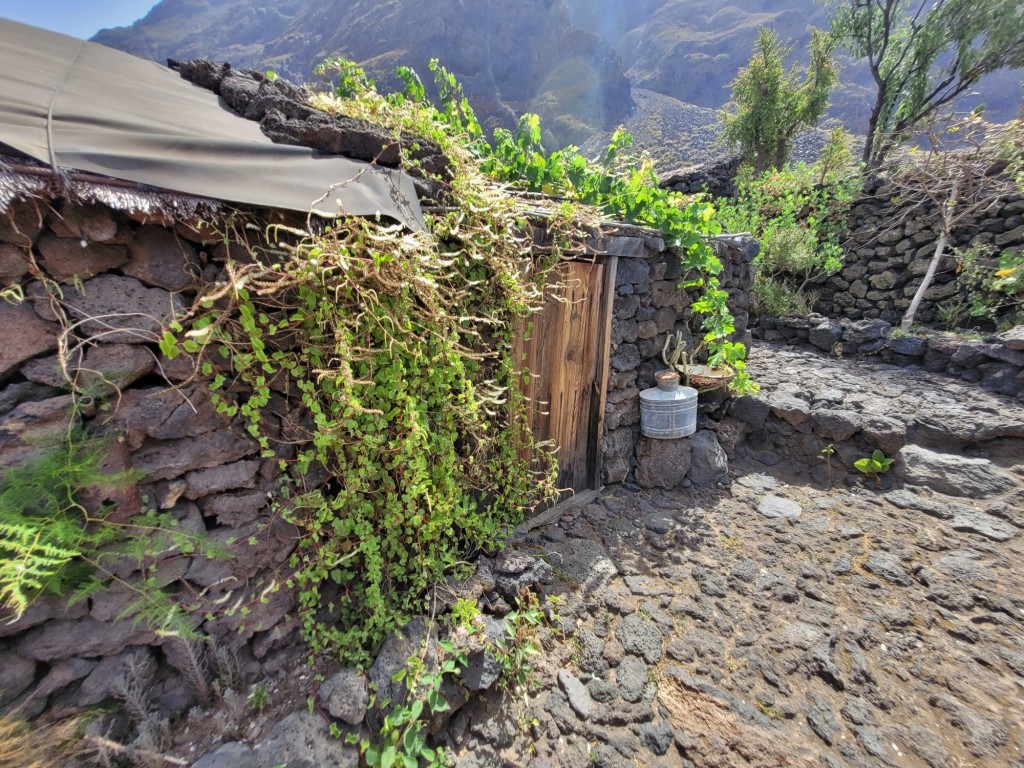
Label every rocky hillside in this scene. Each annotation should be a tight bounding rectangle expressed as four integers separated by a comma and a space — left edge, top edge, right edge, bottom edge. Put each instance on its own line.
95, 0, 1021, 167
92, 0, 632, 149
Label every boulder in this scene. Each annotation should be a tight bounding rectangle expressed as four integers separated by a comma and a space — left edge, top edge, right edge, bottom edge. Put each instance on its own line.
319, 671, 372, 724
808, 321, 842, 351
635, 436, 691, 489
687, 429, 728, 487
901, 445, 1016, 498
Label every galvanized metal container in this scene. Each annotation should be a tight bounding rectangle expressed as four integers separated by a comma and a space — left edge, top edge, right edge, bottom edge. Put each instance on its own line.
639, 370, 698, 439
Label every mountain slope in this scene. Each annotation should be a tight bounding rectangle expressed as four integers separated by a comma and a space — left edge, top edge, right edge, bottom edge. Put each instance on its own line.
92, 0, 633, 149
95, 0, 1022, 166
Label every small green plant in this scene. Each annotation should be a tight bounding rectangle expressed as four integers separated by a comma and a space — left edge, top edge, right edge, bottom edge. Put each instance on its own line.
853, 449, 895, 481
493, 593, 544, 700
248, 683, 270, 714
448, 597, 483, 632
820, 443, 836, 483
352, 640, 464, 768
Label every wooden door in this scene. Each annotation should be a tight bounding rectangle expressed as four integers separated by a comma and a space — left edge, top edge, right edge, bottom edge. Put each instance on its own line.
514, 257, 618, 497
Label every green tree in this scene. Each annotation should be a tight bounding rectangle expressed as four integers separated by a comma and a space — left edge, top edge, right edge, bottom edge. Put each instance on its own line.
722, 27, 838, 173
829, 0, 1024, 167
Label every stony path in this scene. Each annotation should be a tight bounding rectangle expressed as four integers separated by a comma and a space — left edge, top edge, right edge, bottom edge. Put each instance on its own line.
452, 345, 1024, 768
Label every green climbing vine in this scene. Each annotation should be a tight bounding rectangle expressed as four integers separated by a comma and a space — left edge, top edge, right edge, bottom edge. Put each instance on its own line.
317, 58, 755, 392
163, 56, 755, 664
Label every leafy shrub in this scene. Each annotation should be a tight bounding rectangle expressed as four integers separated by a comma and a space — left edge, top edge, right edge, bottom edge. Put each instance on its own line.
717, 152, 860, 315
941, 245, 1024, 330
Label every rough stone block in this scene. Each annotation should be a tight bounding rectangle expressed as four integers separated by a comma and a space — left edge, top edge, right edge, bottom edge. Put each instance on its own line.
997, 325, 1024, 351
0, 300, 59, 382
808, 321, 842, 352
18, 618, 154, 662
199, 490, 269, 526
185, 459, 261, 499
635, 436, 691, 489
123, 225, 200, 291
994, 224, 1024, 248
0, 395, 77, 468
687, 429, 728, 487
0, 205, 45, 246
0, 244, 29, 284
110, 383, 226, 448
602, 427, 635, 484
610, 344, 640, 372
60, 274, 187, 344
615, 257, 649, 289
130, 428, 258, 482
36, 234, 128, 283
48, 203, 119, 243
611, 318, 638, 345
901, 444, 1016, 498
886, 335, 927, 356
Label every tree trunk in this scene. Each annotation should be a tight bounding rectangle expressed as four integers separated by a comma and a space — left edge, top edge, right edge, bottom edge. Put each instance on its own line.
900, 229, 948, 332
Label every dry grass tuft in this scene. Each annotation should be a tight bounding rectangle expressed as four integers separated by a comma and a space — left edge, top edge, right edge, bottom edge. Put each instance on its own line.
0, 711, 81, 768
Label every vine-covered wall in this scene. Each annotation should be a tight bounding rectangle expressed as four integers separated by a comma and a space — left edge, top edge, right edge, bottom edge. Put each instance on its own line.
0, 193, 757, 722
1, 197, 301, 719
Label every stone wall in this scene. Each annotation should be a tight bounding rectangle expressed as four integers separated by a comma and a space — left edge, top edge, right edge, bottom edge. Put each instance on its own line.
755, 313, 1024, 400
659, 155, 742, 199
0, 197, 302, 720
814, 176, 1024, 327
601, 236, 757, 487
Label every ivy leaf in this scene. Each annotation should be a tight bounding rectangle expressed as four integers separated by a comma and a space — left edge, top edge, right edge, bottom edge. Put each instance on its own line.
159, 331, 180, 360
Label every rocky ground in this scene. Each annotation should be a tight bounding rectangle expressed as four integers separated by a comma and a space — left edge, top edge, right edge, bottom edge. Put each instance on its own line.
176, 343, 1024, 767
446, 343, 1024, 768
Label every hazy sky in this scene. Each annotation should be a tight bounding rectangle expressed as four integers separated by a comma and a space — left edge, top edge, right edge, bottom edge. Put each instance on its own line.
0, 1, 157, 40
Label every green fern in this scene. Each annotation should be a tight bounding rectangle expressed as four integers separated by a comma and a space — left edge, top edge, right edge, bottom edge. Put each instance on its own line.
0, 435, 108, 617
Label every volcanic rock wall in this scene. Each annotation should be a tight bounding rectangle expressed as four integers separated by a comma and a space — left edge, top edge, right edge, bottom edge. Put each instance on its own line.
0, 194, 757, 722
0, 198, 300, 720
601, 236, 756, 486
811, 178, 1024, 328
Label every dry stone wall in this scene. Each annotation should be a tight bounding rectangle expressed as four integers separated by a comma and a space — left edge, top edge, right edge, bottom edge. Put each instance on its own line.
815, 177, 1024, 327
0, 198, 301, 720
601, 236, 757, 487
755, 314, 1024, 400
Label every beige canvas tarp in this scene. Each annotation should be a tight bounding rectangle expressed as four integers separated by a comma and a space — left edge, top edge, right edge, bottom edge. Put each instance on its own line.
0, 18, 424, 228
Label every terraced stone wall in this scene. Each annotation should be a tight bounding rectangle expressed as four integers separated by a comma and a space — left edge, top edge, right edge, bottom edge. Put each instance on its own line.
755, 314, 1024, 400
816, 177, 1024, 327
0, 197, 301, 720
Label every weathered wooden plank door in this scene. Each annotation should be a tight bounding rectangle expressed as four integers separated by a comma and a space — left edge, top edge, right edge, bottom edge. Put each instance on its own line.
514, 257, 618, 497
